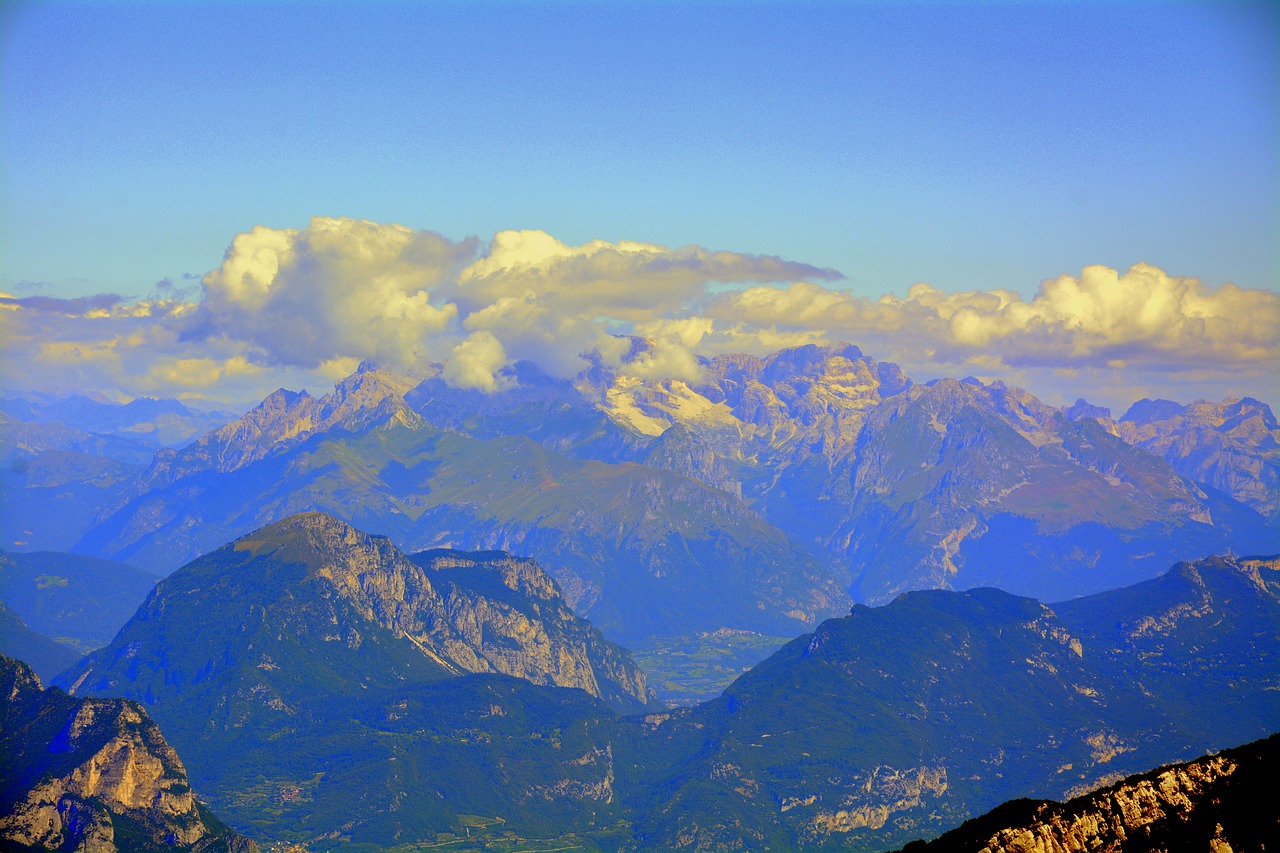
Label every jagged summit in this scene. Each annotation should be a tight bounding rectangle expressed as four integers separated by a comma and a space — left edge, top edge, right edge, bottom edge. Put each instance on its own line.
140, 364, 425, 486
1114, 396, 1280, 519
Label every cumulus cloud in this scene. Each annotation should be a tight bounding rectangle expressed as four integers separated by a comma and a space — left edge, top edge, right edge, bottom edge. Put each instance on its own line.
702, 263, 1279, 375
3, 218, 1275, 411
188, 217, 474, 369
442, 228, 839, 379
441, 331, 509, 391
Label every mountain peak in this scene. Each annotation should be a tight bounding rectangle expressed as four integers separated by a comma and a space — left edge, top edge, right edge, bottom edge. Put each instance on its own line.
227, 511, 394, 577
66, 514, 653, 712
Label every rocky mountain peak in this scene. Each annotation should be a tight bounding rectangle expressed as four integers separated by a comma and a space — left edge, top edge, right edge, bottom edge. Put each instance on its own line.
1063, 397, 1113, 423
68, 514, 653, 712
1119, 397, 1186, 424
1112, 395, 1280, 519
1, 655, 258, 853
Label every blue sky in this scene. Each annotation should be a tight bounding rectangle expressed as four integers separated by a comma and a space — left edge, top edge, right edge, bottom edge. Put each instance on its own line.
4, 1, 1276, 298
1, 2, 1277, 411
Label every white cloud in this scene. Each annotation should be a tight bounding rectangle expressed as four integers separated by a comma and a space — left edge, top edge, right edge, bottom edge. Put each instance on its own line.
446, 229, 838, 379
189, 216, 473, 369
441, 331, 509, 391
703, 262, 1280, 374
3, 220, 1275, 411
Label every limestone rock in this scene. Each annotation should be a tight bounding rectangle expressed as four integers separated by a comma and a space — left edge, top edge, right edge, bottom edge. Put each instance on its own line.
0, 654, 257, 853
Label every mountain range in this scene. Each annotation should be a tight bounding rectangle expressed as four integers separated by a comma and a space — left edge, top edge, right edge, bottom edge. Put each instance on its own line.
5, 345, 1275, 642
52, 515, 1280, 851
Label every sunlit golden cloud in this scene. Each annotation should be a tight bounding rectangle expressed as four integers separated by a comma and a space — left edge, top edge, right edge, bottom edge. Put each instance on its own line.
2, 219, 1275, 412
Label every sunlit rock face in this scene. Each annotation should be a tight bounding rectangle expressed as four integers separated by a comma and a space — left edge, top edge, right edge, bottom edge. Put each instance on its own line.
900, 732, 1278, 853
64, 512, 652, 714
1111, 396, 1280, 522
0, 655, 257, 853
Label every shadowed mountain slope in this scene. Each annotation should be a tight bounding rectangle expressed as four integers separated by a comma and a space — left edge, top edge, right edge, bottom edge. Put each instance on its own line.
0, 601, 80, 683
0, 549, 157, 654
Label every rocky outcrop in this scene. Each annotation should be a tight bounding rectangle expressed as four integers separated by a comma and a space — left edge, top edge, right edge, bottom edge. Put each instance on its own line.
0, 654, 257, 853
413, 547, 652, 711
259, 513, 651, 709
1112, 396, 1280, 521
900, 732, 1279, 852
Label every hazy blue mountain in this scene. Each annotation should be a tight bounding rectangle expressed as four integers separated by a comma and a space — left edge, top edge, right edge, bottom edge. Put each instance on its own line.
0, 549, 158, 653
833, 380, 1274, 602
566, 347, 1277, 604
404, 359, 647, 463
0, 392, 236, 448
899, 732, 1278, 853
0, 411, 150, 552
404, 343, 1278, 606
0, 601, 80, 682
75, 397, 848, 644
10, 344, 1277, 652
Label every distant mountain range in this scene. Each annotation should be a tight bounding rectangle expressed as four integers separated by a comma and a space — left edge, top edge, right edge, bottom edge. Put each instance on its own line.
0, 393, 235, 449
64, 367, 853, 645
52, 516, 1280, 851
3, 343, 1276, 653
1110, 395, 1280, 521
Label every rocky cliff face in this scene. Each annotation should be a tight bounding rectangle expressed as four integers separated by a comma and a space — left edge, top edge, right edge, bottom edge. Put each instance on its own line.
243, 513, 651, 709
0, 655, 256, 853
1111, 396, 1280, 522
901, 732, 1279, 853
64, 513, 652, 714
411, 547, 652, 711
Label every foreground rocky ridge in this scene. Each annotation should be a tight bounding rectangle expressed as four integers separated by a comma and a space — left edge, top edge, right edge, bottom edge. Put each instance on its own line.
0, 655, 255, 853
901, 732, 1279, 852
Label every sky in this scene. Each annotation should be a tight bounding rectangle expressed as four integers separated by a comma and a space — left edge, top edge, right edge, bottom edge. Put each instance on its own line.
1, 1, 1277, 413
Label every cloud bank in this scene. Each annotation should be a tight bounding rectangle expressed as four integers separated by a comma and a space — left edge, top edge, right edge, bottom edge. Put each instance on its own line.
3, 217, 1276, 411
